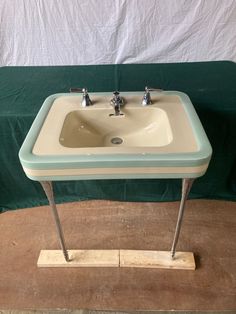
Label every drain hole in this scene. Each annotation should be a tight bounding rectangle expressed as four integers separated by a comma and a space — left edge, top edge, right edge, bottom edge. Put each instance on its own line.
111, 137, 123, 145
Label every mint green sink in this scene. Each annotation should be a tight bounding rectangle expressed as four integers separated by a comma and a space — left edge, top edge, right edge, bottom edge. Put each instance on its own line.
19, 91, 212, 181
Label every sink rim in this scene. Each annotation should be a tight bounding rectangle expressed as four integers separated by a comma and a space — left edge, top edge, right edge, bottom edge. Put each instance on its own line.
30, 92, 203, 157
19, 91, 212, 180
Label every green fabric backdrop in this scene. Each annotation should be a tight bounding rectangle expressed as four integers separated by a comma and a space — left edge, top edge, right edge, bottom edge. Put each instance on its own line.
0, 62, 236, 212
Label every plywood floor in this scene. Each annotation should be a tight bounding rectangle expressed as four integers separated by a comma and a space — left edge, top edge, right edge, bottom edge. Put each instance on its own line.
0, 200, 235, 312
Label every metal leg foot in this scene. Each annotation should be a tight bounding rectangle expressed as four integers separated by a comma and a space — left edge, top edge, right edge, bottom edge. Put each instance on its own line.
170, 178, 194, 259
40, 181, 70, 262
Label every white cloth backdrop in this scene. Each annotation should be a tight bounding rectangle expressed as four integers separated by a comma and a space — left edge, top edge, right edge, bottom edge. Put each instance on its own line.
0, 0, 236, 66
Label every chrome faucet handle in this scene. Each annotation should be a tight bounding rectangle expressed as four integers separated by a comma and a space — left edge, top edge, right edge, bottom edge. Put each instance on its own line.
70, 87, 83, 93
69, 87, 92, 107
145, 86, 163, 92
142, 86, 163, 106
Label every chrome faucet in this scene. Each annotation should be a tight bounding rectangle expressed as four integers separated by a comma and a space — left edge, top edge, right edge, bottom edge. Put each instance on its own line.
142, 86, 163, 106
70, 87, 92, 107
110, 91, 124, 116
81, 88, 92, 107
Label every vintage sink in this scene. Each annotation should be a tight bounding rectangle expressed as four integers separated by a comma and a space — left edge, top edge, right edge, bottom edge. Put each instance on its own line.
19, 90, 213, 264
19, 91, 212, 181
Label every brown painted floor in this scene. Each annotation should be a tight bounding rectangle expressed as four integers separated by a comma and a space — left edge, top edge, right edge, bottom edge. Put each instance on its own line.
0, 199, 235, 312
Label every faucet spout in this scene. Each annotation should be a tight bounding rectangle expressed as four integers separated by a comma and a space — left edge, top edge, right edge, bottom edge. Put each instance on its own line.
110, 91, 124, 116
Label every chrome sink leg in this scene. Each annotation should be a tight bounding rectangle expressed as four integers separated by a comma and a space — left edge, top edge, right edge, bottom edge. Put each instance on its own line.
40, 181, 70, 262
170, 178, 194, 259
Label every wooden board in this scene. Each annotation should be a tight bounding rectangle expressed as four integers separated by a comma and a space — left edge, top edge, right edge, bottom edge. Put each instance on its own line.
120, 250, 196, 270
38, 249, 195, 270
37, 250, 120, 267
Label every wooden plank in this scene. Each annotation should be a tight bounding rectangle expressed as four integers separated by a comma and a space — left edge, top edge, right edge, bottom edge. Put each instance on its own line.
120, 250, 196, 270
38, 249, 195, 270
37, 250, 120, 267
